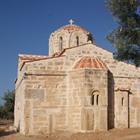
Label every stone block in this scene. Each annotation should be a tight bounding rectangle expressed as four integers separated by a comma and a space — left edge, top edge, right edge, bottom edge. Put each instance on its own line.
25, 89, 44, 99
33, 109, 45, 116
81, 108, 95, 131
100, 110, 107, 130
138, 109, 140, 123
131, 97, 140, 108
54, 61, 63, 65
133, 83, 140, 89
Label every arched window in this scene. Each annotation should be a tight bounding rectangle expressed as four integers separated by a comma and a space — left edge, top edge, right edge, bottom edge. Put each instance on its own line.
76, 36, 79, 46
59, 37, 63, 51
91, 95, 94, 105
91, 91, 100, 106
96, 95, 99, 105
87, 33, 94, 43
122, 97, 124, 106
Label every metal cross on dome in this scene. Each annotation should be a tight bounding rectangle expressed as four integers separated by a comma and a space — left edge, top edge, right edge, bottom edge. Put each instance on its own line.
69, 19, 74, 25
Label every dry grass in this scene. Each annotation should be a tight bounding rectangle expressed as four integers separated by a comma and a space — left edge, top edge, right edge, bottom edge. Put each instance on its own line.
0, 119, 13, 125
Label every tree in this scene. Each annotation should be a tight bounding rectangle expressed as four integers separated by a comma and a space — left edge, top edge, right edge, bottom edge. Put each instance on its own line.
0, 90, 15, 120
105, 0, 140, 66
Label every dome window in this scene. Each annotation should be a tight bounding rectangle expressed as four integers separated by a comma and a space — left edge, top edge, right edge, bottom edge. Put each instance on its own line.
59, 37, 63, 51
87, 33, 94, 43
76, 36, 79, 46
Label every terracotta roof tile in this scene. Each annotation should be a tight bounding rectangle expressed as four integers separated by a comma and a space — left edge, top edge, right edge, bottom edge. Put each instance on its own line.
73, 56, 108, 70
19, 54, 49, 61
52, 24, 89, 34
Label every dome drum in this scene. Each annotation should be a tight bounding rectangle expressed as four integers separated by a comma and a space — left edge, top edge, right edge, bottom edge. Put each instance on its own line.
49, 20, 94, 56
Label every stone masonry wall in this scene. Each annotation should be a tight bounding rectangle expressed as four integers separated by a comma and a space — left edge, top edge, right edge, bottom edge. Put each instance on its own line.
15, 43, 140, 135
67, 70, 86, 132
63, 44, 140, 128
68, 69, 108, 132
83, 69, 108, 131
49, 29, 88, 56
15, 68, 67, 135
14, 80, 26, 134
115, 91, 129, 128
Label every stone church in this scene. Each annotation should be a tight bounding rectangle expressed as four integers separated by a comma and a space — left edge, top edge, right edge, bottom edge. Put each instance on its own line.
14, 20, 140, 135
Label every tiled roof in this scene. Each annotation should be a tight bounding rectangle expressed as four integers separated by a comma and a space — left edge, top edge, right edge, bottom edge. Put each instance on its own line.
52, 24, 89, 34
19, 54, 49, 60
73, 56, 108, 70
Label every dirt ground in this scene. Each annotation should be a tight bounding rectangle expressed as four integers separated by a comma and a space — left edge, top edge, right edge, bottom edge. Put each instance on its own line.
1, 119, 140, 140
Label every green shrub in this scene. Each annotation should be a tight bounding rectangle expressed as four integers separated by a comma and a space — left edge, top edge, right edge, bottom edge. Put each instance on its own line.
0, 90, 15, 120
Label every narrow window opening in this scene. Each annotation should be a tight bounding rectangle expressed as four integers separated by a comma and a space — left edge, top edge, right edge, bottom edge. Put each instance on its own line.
76, 36, 79, 46
87, 33, 94, 43
91, 95, 94, 105
96, 95, 99, 105
122, 97, 124, 106
59, 37, 63, 51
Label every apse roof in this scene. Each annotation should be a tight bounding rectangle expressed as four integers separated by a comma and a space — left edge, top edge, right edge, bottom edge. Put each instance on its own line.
73, 56, 108, 70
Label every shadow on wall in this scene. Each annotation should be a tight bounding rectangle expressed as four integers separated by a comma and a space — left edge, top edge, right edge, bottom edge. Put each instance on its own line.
128, 91, 132, 128
108, 71, 115, 129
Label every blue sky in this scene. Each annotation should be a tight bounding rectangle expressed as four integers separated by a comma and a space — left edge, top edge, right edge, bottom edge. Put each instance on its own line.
0, 0, 117, 105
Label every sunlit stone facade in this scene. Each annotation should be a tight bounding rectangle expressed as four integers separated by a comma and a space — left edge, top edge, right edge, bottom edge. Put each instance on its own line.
14, 20, 140, 136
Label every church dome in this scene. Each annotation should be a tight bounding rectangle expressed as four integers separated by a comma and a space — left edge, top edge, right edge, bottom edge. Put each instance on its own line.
49, 20, 94, 56
73, 56, 108, 70
52, 24, 89, 34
